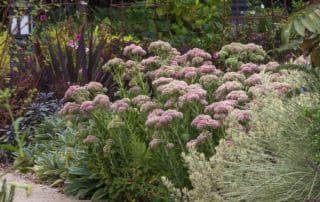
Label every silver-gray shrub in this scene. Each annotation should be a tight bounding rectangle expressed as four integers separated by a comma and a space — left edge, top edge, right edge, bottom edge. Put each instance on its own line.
163, 70, 320, 201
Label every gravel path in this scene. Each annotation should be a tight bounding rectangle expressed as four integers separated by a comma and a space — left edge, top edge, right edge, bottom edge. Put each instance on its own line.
0, 169, 89, 202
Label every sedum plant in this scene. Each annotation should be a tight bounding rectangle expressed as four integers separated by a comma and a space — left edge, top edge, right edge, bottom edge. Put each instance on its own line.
218, 42, 267, 70
26, 40, 306, 201
163, 68, 320, 201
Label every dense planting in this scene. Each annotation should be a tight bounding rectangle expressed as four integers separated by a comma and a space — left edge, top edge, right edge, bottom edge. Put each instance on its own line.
15, 40, 316, 201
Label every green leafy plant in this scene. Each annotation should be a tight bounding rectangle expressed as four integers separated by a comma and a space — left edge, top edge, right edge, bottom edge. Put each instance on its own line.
281, 2, 320, 67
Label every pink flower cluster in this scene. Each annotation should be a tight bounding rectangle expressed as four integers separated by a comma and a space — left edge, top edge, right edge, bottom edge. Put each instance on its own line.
232, 109, 251, 122
175, 67, 198, 79
226, 90, 249, 104
103, 57, 126, 72
123, 44, 147, 57
152, 77, 174, 87
80, 101, 95, 113
244, 73, 262, 87
239, 63, 260, 75
132, 95, 151, 106
85, 81, 104, 92
214, 81, 243, 100
178, 84, 207, 107
153, 65, 179, 79
111, 99, 130, 113
157, 80, 188, 96
186, 48, 212, 61
93, 94, 111, 110
223, 72, 245, 82
64, 85, 82, 100
205, 100, 237, 120
141, 56, 160, 70
191, 115, 220, 130
59, 102, 80, 115
173, 55, 187, 65
140, 101, 159, 112
271, 82, 292, 95
200, 75, 220, 88
148, 40, 173, 55
259, 61, 279, 72
145, 109, 183, 128
186, 131, 212, 149
198, 64, 217, 75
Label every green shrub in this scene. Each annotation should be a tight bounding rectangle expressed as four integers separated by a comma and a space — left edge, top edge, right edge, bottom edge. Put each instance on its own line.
163, 70, 320, 201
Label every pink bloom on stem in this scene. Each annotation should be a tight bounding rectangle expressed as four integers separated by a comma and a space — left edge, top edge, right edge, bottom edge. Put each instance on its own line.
191, 115, 220, 130
39, 15, 47, 22
111, 99, 129, 113
80, 101, 95, 113
76, 34, 81, 41
213, 51, 219, 60
64, 85, 81, 100
68, 40, 77, 48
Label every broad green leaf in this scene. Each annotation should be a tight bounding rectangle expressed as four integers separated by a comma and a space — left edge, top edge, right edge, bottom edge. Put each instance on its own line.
282, 23, 293, 44
307, 12, 320, 33
293, 18, 305, 37
300, 14, 317, 33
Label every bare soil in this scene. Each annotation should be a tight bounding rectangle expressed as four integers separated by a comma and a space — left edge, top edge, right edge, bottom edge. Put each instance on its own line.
0, 169, 89, 202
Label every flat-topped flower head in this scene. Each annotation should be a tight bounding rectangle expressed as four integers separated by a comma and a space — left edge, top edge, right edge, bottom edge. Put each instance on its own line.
123, 44, 146, 58
154, 65, 179, 78
140, 101, 159, 113
226, 90, 249, 104
223, 72, 246, 82
157, 80, 188, 96
244, 73, 262, 87
148, 40, 173, 58
80, 101, 95, 113
132, 95, 151, 107
111, 99, 129, 113
85, 81, 104, 92
239, 63, 260, 75
198, 64, 216, 75
186, 48, 212, 61
59, 102, 80, 115
141, 56, 160, 71
64, 85, 81, 100
231, 109, 251, 122
214, 81, 243, 100
199, 74, 220, 88
93, 94, 111, 110
152, 77, 174, 87
175, 67, 198, 79
145, 109, 183, 128
272, 82, 292, 95
191, 56, 205, 66
191, 115, 220, 130
205, 100, 236, 115
263, 61, 279, 72
103, 57, 126, 74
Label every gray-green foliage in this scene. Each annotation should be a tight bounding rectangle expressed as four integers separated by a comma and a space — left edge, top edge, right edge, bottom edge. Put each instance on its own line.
164, 73, 320, 201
